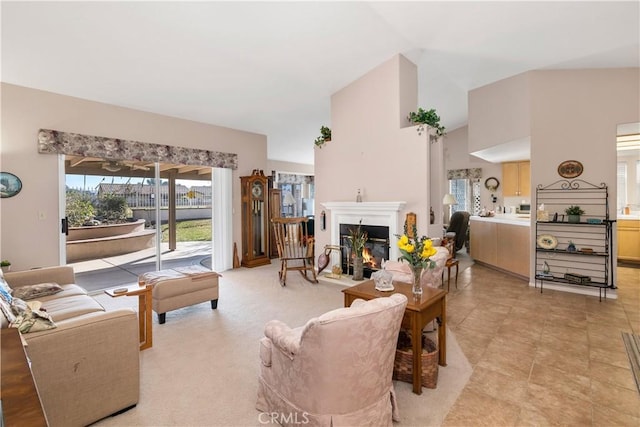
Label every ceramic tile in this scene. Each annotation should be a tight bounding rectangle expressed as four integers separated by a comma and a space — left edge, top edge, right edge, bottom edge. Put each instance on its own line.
465, 365, 529, 406
529, 362, 591, 402
590, 360, 637, 391
522, 383, 592, 426
442, 388, 521, 427
589, 346, 634, 370
533, 346, 590, 376
592, 404, 640, 427
590, 379, 640, 418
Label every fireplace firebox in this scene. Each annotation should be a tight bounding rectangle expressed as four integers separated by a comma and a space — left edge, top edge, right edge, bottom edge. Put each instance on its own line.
339, 224, 390, 278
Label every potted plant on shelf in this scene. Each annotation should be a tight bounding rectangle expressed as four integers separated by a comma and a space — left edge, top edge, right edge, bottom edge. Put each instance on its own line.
1, 260, 11, 273
565, 205, 585, 223
407, 107, 446, 138
314, 126, 332, 149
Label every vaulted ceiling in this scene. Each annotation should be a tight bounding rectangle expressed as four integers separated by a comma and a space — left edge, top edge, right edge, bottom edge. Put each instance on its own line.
2, 2, 638, 165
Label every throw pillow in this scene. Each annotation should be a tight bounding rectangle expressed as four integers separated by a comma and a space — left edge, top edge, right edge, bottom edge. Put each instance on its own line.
10, 300, 56, 333
11, 283, 63, 300
0, 276, 12, 301
0, 297, 16, 324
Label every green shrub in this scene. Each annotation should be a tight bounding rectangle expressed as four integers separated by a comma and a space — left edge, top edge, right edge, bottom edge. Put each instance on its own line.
66, 190, 96, 227
97, 193, 129, 224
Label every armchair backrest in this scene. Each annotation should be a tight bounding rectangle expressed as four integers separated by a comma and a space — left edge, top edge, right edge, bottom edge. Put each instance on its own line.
446, 211, 470, 252
293, 293, 408, 413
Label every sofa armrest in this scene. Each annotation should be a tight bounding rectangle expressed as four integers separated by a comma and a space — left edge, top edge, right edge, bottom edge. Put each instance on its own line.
264, 319, 303, 357
4, 266, 75, 288
22, 308, 140, 427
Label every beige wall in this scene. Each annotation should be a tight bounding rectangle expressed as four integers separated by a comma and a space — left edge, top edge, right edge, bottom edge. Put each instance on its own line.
266, 160, 314, 176
445, 126, 502, 210
0, 83, 267, 270
314, 54, 439, 255
468, 72, 531, 153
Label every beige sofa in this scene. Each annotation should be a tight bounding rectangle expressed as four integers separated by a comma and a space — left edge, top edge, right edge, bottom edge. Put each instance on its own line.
1, 266, 140, 427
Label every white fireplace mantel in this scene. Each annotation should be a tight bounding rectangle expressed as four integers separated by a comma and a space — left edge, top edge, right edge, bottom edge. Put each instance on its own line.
321, 201, 406, 263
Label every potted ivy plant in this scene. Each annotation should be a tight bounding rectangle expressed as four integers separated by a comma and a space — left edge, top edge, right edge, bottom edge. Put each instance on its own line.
407, 107, 446, 137
314, 126, 332, 149
1, 260, 11, 273
565, 205, 585, 223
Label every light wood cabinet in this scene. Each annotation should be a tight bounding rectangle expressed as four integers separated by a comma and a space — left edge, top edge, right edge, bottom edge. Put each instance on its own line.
502, 161, 530, 197
618, 219, 640, 262
470, 218, 530, 279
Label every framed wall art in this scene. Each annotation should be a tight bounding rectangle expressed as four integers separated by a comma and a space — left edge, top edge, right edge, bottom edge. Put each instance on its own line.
0, 172, 22, 198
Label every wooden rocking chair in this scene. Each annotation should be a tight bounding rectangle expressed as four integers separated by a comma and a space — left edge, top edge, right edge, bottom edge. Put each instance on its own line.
271, 217, 318, 286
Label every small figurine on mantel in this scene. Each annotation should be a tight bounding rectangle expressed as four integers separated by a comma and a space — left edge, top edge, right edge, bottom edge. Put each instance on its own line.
356, 189, 362, 203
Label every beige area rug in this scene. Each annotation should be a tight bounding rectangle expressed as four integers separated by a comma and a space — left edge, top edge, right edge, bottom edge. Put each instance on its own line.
91, 263, 472, 427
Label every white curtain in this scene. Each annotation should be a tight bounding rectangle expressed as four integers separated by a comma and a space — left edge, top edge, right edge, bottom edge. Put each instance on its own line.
212, 167, 233, 271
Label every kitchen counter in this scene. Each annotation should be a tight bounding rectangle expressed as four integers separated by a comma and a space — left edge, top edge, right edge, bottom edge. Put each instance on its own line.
470, 216, 531, 278
470, 214, 531, 226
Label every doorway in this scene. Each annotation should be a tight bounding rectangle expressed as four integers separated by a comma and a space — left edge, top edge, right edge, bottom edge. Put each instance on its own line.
63, 155, 213, 292
616, 122, 640, 267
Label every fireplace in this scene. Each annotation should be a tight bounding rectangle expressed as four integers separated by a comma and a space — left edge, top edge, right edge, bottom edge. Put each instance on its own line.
321, 201, 406, 277
340, 224, 390, 278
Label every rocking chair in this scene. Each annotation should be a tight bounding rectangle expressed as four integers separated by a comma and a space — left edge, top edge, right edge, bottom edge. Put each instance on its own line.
271, 217, 318, 286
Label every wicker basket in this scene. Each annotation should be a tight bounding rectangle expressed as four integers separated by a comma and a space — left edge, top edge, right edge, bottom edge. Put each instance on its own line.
393, 329, 439, 389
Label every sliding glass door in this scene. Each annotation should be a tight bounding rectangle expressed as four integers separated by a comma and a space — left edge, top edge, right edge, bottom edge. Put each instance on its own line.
63, 156, 212, 293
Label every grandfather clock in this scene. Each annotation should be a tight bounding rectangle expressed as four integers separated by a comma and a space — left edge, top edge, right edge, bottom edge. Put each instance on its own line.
240, 170, 271, 267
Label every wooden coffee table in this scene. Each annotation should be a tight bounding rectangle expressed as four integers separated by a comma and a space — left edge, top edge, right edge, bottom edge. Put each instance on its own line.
105, 284, 153, 350
342, 280, 447, 394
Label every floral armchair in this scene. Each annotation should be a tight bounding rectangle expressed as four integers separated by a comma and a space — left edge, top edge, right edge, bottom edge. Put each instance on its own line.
256, 293, 408, 426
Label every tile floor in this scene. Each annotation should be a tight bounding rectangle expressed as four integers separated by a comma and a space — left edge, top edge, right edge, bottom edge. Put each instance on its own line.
442, 261, 640, 426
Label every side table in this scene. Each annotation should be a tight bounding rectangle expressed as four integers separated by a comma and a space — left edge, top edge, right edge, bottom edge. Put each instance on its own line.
105, 284, 153, 350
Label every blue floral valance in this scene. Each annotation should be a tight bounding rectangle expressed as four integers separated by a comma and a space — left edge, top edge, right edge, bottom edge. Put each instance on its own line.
38, 129, 238, 170
447, 168, 482, 180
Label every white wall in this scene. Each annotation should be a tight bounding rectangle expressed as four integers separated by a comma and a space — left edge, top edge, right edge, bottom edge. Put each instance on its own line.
0, 83, 267, 270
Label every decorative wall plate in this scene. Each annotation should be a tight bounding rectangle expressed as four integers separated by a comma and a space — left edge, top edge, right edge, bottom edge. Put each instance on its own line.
0, 172, 22, 198
557, 160, 584, 179
484, 177, 500, 191
537, 234, 558, 250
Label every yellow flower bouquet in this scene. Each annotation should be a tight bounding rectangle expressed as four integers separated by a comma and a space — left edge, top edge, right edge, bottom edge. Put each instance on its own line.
396, 223, 437, 295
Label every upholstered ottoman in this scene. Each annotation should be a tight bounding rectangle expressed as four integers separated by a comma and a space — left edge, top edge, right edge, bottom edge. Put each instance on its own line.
138, 265, 220, 324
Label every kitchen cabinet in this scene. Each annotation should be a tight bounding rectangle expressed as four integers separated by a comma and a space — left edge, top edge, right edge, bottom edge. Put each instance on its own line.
502, 161, 530, 197
470, 217, 530, 279
618, 219, 640, 262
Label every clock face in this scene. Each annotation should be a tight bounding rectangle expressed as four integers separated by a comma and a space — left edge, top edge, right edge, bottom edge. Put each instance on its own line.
251, 182, 263, 198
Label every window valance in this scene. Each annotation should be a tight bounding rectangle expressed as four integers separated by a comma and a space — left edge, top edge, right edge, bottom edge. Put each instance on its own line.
447, 168, 482, 180
276, 173, 314, 185
38, 129, 238, 170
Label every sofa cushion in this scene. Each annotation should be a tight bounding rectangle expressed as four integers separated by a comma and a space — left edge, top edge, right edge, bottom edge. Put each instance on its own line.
12, 283, 64, 300
40, 294, 105, 322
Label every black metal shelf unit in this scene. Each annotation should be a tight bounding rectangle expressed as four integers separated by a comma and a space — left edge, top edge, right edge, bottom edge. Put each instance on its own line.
534, 179, 615, 301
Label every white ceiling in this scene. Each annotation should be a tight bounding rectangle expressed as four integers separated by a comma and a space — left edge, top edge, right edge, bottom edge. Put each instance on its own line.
2, 1, 638, 166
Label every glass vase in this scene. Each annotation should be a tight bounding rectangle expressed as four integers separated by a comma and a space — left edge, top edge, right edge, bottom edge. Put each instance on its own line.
352, 256, 364, 281
411, 266, 423, 297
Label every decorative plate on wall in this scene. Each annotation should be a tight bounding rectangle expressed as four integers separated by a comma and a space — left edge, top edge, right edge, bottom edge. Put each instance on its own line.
537, 234, 558, 250
557, 160, 584, 179
484, 177, 500, 192
0, 172, 22, 198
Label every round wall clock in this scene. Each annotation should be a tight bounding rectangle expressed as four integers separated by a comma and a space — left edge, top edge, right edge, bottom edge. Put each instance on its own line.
0, 172, 22, 198
557, 160, 584, 179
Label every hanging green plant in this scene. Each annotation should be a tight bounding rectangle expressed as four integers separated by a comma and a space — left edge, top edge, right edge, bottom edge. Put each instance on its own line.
407, 107, 446, 137
314, 126, 332, 148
